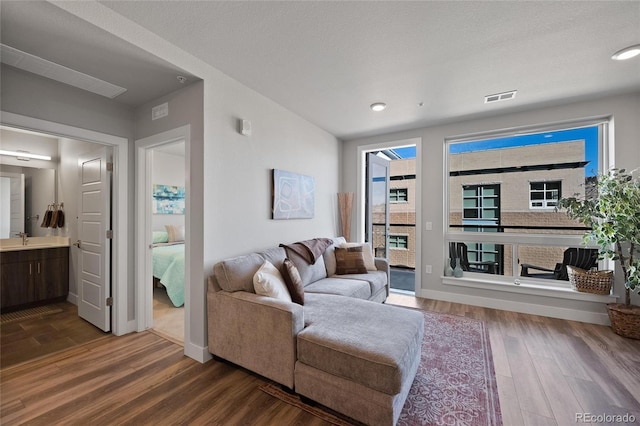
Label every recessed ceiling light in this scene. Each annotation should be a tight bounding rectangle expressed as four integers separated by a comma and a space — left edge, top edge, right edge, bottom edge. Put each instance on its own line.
370, 102, 387, 112
612, 44, 640, 60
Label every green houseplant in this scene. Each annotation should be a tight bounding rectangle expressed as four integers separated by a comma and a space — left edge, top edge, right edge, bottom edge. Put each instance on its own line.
558, 168, 640, 339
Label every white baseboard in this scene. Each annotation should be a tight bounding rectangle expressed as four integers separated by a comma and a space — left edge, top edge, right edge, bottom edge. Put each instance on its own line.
417, 288, 611, 325
184, 342, 213, 363
66, 292, 78, 305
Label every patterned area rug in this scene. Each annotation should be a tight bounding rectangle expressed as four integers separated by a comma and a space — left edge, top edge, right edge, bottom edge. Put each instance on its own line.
0, 305, 63, 324
261, 310, 502, 426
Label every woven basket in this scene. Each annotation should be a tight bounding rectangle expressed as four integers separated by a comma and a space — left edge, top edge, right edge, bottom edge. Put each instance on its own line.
566, 266, 613, 295
607, 304, 640, 340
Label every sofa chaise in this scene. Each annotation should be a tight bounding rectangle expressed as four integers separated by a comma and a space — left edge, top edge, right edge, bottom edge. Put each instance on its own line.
207, 237, 424, 425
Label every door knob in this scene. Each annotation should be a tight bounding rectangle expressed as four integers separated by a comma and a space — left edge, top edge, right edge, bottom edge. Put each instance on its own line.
73, 240, 81, 248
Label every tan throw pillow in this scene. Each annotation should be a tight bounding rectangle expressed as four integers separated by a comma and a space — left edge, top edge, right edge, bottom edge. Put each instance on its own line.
165, 225, 185, 242
334, 246, 368, 275
341, 242, 377, 271
281, 258, 304, 305
253, 260, 292, 302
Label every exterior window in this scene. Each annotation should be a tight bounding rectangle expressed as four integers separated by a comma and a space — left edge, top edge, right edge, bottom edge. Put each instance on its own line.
530, 181, 561, 209
390, 188, 408, 203
389, 235, 408, 249
446, 120, 607, 282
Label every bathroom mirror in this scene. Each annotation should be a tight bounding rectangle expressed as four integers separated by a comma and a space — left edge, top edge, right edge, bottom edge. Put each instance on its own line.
0, 166, 57, 238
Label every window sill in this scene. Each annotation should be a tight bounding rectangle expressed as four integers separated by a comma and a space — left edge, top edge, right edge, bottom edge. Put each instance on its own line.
441, 275, 618, 303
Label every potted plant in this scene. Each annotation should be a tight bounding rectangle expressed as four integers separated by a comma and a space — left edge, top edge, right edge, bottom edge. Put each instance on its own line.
558, 168, 640, 339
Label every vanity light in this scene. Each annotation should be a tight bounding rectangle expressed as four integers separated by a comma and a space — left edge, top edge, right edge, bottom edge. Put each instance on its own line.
612, 44, 640, 60
0, 149, 51, 161
370, 102, 387, 112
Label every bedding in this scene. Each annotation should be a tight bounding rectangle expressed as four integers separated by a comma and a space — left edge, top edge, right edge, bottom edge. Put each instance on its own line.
152, 242, 185, 307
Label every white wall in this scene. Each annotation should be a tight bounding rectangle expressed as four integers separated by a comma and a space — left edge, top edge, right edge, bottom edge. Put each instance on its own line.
343, 92, 640, 321
151, 149, 185, 232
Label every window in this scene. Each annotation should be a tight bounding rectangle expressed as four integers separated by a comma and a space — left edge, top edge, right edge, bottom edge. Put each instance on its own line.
446, 119, 608, 284
390, 188, 408, 203
530, 181, 561, 209
389, 235, 408, 249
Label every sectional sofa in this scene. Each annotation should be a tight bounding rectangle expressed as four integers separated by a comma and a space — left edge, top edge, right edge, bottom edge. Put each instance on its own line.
207, 237, 424, 425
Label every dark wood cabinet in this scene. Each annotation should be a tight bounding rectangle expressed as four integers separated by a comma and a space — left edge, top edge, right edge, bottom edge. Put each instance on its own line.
0, 247, 69, 311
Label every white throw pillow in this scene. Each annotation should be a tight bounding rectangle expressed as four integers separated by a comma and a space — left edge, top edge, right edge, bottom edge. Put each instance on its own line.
341, 242, 377, 271
253, 260, 292, 302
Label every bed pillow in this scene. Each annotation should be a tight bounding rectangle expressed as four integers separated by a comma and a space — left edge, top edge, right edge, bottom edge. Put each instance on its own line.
165, 225, 185, 242
281, 258, 304, 305
334, 246, 368, 275
253, 260, 292, 302
341, 242, 377, 271
152, 231, 169, 244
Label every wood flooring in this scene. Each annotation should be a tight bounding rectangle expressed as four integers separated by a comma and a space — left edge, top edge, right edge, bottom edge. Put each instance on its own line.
1, 294, 639, 425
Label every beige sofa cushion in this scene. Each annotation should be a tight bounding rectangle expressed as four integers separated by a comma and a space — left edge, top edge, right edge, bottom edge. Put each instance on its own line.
286, 248, 327, 286
323, 236, 346, 276
214, 253, 264, 293
332, 270, 387, 297
304, 277, 371, 300
298, 294, 424, 395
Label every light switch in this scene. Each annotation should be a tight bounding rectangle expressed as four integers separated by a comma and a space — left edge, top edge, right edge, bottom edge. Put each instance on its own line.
425, 221, 433, 231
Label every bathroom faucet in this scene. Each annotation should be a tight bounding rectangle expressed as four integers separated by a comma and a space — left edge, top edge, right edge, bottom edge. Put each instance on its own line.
18, 232, 28, 245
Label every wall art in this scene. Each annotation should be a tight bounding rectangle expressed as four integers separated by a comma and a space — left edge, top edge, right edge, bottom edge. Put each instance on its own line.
153, 184, 185, 215
272, 169, 315, 219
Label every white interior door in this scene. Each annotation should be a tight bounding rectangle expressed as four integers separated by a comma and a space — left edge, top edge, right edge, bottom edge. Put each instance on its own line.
366, 153, 390, 259
77, 147, 112, 332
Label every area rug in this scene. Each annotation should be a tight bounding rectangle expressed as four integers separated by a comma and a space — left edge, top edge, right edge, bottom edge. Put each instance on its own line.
260, 310, 502, 426
0, 305, 63, 324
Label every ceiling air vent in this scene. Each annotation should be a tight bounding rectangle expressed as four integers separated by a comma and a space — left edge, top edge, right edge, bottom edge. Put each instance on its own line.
484, 90, 517, 104
0, 43, 127, 99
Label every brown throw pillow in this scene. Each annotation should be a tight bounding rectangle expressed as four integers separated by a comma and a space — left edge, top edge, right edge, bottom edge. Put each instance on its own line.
334, 246, 367, 275
281, 258, 304, 305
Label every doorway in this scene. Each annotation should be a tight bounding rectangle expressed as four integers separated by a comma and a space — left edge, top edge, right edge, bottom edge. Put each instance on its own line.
362, 140, 420, 294
135, 126, 190, 347
0, 111, 129, 335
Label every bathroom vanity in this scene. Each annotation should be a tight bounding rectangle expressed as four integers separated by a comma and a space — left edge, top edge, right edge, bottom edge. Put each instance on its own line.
0, 237, 69, 312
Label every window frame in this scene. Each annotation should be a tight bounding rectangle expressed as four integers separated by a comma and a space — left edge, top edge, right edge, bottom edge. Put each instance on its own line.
389, 234, 409, 250
389, 187, 408, 203
444, 117, 612, 287
529, 180, 561, 209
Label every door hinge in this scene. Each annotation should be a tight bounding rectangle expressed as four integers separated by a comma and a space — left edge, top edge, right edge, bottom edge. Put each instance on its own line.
106, 230, 113, 239
106, 297, 113, 306
107, 162, 113, 172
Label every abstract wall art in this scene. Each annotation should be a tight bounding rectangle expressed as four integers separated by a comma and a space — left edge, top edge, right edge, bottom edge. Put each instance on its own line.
153, 184, 185, 215
272, 169, 315, 220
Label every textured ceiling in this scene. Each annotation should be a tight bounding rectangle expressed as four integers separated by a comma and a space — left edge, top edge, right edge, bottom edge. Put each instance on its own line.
2, 1, 640, 140
0, 1, 198, 107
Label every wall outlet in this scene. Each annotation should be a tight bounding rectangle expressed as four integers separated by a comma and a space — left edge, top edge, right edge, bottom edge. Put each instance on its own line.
425, 221, 433, 231
425, 265, 432, 274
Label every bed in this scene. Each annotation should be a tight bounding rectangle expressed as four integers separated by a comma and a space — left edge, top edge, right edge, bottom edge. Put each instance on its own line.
152, 242, 185, 307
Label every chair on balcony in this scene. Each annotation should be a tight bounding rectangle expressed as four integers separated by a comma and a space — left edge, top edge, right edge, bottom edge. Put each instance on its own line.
449, 242, 498, 274
520, 247, 598, 280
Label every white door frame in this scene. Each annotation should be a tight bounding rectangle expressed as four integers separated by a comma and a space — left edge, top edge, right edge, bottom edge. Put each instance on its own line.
357, 138, 422, 293
135, 126, 190, 348
1, 111, 130, 335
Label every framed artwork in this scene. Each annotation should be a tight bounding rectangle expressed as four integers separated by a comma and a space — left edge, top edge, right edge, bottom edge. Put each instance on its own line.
153, 184, 185, 215
272, 169, 315, 220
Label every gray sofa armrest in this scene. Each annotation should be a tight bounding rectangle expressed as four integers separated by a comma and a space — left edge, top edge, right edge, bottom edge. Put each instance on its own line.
207, 287, 304, 389
374, 257, 390, 296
